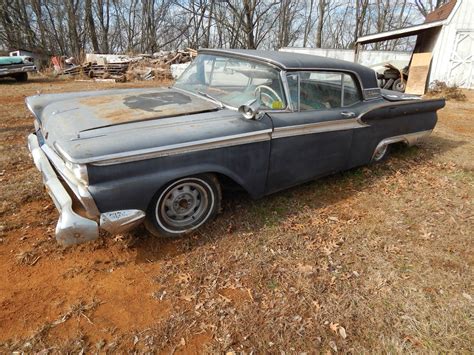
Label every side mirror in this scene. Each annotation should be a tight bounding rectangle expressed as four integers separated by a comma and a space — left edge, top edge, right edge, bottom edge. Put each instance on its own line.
238, 99, 264, 120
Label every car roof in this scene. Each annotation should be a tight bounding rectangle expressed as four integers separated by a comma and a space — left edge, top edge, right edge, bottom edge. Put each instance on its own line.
198, 48, 379, 90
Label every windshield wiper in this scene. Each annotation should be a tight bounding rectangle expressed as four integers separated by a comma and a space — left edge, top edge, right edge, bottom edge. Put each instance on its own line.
197, 91, 224, 108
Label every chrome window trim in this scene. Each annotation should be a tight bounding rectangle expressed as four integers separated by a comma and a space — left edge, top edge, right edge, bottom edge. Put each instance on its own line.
283, 70, 367, 113
272, 118, 368, 139
278, 70, 293, 112
285, 68, 379, 101
57, 130, 273, 166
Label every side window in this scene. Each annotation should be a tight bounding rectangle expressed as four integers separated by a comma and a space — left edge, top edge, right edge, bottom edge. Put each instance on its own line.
342, 74, 361, 106
287, 71, 362, 111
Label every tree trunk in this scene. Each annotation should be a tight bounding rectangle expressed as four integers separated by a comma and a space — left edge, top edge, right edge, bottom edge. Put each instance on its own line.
85, 0, 99, 52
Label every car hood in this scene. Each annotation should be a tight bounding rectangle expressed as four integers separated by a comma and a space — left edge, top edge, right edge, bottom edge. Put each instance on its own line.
26, 87, 220, 135
26, 87, 272, 164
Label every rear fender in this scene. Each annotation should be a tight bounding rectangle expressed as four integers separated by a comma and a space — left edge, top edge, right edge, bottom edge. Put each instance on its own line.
359, 98, 446, 124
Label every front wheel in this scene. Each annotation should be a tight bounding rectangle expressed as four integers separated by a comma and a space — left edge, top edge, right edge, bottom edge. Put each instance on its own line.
145, 174, 221, 238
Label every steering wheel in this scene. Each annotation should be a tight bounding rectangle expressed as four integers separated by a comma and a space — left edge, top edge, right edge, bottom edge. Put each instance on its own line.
254, 85, 283, 108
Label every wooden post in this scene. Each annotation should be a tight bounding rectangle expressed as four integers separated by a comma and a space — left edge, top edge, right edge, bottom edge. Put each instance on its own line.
354, 43, 361, 63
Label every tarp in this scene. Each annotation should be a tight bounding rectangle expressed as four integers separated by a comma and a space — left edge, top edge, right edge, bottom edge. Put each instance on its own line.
0, 57, 24, 65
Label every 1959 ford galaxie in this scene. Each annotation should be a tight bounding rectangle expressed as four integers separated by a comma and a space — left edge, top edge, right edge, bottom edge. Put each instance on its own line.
26, 49, 445, 246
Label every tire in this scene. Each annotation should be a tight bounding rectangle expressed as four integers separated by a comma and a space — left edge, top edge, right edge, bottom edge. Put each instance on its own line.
14, 72, 28, 82
372, 143, 390, 163
145, 174, 221, 238
392, 78, 406, 92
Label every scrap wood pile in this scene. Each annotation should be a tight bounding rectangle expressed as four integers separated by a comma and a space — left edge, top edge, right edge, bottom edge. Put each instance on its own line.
55, 49, 196, 82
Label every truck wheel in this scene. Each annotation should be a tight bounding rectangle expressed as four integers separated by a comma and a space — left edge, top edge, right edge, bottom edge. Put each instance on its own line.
14, 72, 28, 82
392, 78, 406, 92
145, 174, 221, 238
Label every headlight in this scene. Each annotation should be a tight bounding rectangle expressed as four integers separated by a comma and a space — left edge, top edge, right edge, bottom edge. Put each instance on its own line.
65, 161, 89, 186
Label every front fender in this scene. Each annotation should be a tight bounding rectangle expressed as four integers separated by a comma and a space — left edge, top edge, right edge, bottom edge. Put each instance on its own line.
88, 140, 270, 213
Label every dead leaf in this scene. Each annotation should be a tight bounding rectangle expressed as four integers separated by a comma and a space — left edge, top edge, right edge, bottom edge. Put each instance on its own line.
329, 322, 339, 333
180, 294, 194, 302
328, 340, 338, 352
462, 292, 472, 301
338, 326, 347, 339
297, 263, 315, 274
312, 300, 321, 311
177, 273, 191, 284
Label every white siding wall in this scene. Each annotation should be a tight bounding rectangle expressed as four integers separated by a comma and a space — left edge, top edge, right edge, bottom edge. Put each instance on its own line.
430, 0, 474, 88
280, 47, 411, 69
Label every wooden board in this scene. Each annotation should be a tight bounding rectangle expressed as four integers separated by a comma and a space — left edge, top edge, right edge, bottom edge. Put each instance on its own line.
405, 52, 433, 95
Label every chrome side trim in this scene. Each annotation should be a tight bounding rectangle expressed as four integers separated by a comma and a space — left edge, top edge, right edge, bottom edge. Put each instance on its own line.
41, 144, 100, 217
272, 118, 368, 139
363, 87, 383, 100
62, 130, 273, 166
372, 129, 433, 160
27, 133, 99, 246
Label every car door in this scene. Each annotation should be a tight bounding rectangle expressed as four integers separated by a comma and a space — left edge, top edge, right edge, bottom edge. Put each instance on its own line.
265, 71, 366, 194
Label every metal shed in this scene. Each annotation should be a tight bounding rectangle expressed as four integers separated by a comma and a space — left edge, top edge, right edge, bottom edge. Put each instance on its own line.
356, 0, 473, 91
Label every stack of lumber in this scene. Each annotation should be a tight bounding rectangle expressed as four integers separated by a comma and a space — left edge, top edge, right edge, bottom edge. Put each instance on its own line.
59, 49, 196, 82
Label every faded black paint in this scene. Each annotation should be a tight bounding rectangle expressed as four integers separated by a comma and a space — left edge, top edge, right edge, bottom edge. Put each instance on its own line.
123, 91, 192, 112
87, 97, 444, 213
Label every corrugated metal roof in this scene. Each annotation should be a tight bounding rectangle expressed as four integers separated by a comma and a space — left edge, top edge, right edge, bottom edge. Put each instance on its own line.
356, 20, 444, 44
356, 0, 459, 45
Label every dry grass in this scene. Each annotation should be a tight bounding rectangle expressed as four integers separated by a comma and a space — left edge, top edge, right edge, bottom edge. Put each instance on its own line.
426, 80, 467, 101
0, 77, 472, 353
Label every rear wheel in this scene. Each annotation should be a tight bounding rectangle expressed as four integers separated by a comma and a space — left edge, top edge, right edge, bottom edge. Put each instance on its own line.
145, 174, 221, 238
14, 72, 28, 82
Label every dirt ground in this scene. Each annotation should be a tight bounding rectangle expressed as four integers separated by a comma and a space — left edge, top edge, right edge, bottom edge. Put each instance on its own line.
0, 76, 473, 353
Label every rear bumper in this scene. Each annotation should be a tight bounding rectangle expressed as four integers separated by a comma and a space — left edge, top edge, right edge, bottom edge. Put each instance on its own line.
27, 133, 146, 246
27, 133, 99, 245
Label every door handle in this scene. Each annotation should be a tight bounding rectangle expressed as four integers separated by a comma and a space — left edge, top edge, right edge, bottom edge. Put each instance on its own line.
341, 111, 356, 118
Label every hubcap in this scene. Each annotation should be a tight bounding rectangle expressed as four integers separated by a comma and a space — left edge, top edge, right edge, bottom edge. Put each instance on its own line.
159, 182, 209, 229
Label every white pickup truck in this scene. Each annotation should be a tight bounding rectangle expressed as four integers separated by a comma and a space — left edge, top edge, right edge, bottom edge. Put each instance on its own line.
0, 56, 36, 82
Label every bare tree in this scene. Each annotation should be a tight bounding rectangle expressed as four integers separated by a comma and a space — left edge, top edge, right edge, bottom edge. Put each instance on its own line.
85, 0, 100, 52
0, 0, 427, 56
414, 0, 449, 17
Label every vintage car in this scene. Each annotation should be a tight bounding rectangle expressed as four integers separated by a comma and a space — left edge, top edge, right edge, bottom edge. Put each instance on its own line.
26, 49, 445, 246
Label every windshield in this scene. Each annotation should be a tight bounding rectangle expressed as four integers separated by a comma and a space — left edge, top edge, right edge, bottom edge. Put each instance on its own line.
174, 54, 287, 110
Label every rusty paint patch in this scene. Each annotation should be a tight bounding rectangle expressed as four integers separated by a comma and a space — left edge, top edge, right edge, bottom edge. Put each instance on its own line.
79, 95, 117, 106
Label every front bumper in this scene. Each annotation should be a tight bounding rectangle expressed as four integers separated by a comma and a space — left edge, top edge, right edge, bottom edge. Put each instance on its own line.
0, 64, 36, 76
27, 133, 145, 246
28, 133, 99, 245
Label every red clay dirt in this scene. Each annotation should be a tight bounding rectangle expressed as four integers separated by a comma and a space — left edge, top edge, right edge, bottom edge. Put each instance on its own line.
0, 77, 473, 353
